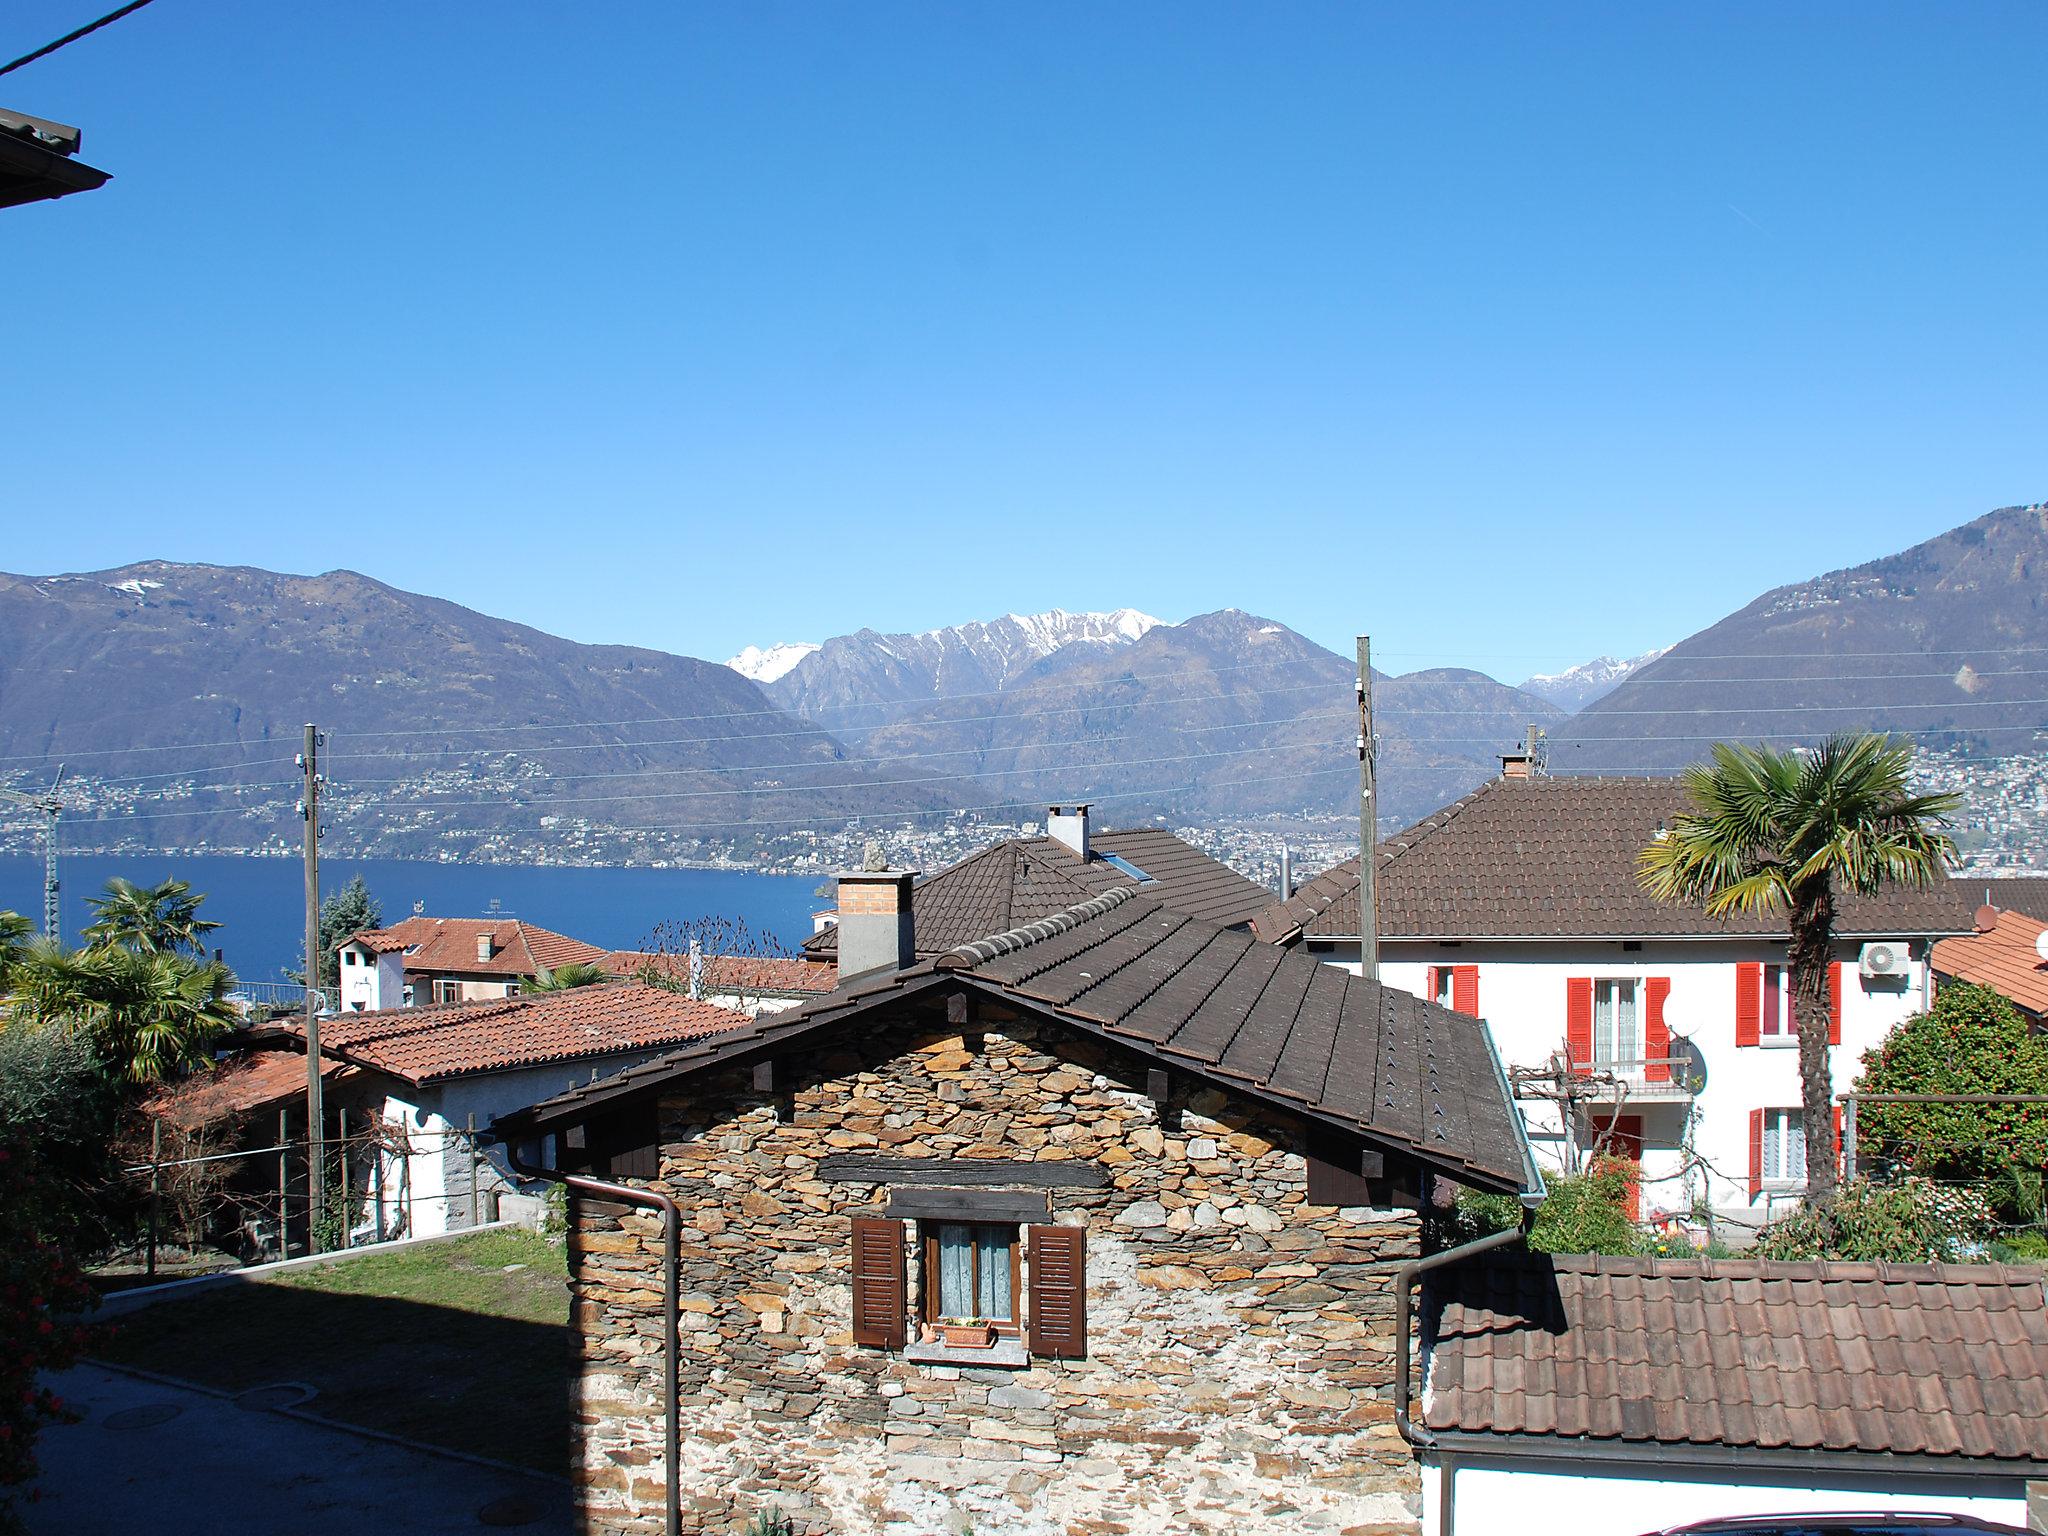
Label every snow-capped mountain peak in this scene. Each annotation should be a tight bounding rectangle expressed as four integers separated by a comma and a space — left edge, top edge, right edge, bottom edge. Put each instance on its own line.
1520, 647, 1669, 713
726, 641, 820, 684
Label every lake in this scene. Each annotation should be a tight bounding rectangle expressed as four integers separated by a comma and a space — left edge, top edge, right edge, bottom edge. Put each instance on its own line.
0, 855, 824, 982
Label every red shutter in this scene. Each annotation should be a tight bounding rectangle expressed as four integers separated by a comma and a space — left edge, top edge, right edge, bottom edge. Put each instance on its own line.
1735, 962, 1762, 1048
850, 1217, 906, 1349
1452, 965, 1479, 1018
1748, 1109, 1764, 1201
1643, 976, 1672, 1082
1026, 1224, 1087, 1359
1425, 966, 1440, 1002
1566, 977, 1593, 1075
1833, 1104, 1844, 1164
1828, 961, 1844, 1046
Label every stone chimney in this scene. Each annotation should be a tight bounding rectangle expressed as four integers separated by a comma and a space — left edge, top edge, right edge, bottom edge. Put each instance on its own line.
1500, 723, 1541, 781
836, 868, 919, 982
1047, 804, 1091, 859
476, 931, 495, 962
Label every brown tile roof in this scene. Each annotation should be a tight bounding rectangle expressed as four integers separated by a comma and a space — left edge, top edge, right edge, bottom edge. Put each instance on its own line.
1424, 1252, 2048, 1466
280, 982, 748, 1085
1250, 776, 1972, 943
499, 887, 1537, 1195
803, 828, 1274, 958
341, 916, 609, 978
601, 951, 837, 996
143, 1050, 347, 1130
1933, 907, 2048, 1015
1965, 878, 2048, 924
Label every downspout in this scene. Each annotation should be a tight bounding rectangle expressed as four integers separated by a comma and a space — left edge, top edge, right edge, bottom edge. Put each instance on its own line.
505, 1139, 681, 1536
1393, 1218, 1529, 1448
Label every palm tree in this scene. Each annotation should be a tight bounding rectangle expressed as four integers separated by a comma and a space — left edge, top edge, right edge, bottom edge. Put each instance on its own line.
8, 940, 241, 1083
528, 961, 609, 992
1637, 733, 1958, 1203
0, 909, 32, 988
81, 876, 221, 957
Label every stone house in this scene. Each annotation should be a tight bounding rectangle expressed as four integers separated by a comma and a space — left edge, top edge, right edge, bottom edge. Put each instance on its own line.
494, 868, 1540, 1536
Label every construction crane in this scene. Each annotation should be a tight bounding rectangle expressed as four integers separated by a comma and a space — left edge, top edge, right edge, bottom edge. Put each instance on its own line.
0, 767, 67, 938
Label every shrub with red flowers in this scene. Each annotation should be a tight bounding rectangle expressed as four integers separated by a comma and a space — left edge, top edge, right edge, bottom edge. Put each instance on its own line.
1854, 981, 2048, 1193
0, 1140, 96, 1528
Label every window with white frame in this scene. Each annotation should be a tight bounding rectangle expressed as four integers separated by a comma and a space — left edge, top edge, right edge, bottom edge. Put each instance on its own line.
1761, 963, 1794, 1039
1433, 968, 1456, 1010
1762, 1108, 1805, 1183
1593, 979, 1639, 1068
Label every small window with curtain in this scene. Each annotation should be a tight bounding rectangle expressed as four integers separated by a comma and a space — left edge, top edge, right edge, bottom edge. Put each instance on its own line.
922, 1221, 1020, 1332
1761, 1108, 1805, 1184
1593, 978, 1639, 1069
1760, 964, 1794, 1041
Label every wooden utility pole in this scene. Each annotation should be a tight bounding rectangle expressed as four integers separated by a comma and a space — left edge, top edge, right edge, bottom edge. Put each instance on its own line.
1356, 637, 1378, 983
300, 724, 326, 1251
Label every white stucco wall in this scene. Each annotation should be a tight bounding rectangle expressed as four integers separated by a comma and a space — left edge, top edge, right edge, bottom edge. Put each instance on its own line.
1425, 1454, 2026, 1536
336, 945, 406, 1012
1306, 936, 1935, 1226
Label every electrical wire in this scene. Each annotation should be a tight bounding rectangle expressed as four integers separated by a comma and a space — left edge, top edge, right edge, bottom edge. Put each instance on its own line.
0, 0, 161, 77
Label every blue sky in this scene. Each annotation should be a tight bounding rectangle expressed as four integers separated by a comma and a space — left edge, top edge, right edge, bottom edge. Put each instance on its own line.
4, 2, 2042, 682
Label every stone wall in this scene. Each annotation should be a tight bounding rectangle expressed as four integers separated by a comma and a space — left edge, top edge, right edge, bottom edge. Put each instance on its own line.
568, 1000, 1424, 1536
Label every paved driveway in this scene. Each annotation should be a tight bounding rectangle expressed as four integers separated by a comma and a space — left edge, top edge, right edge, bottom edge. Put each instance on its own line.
25, 1364, 572, 1536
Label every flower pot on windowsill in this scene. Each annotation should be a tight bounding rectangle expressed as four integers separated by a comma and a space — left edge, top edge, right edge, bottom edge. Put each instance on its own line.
938, 1321, 997, 1349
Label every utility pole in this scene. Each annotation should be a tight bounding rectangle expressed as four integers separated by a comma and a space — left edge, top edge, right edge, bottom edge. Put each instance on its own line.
1356, 637, 1379, 983
299, 724, 326, 1252
0, 766, 65, 938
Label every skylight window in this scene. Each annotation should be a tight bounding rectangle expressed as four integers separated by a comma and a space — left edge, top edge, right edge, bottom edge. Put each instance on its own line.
1101, 853, 1157, 885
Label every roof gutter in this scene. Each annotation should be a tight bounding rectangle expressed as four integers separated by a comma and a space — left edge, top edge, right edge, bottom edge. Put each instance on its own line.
502, 1137, 680, 1536
1417, 1429, 2044, 1484
1394, 1217, 1531, 1449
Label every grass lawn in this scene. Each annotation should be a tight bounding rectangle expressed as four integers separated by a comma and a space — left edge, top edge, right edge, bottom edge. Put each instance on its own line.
96, 1227, 574, 1475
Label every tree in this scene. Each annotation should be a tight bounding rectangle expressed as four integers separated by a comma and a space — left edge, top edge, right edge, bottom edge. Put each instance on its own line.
80, 876, 221, 956
295, 876, 382, 992
8, 941, 241, 1083
1853, 981, 2048, 1189
528, 961, 608, 991
0, 908, 31, 987
632, 915, 794, 1011
0, 1133, 95, 1528
1637, 733, 1958, 1203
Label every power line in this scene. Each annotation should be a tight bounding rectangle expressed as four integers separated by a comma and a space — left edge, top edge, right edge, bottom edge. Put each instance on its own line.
0, 0, 160, 77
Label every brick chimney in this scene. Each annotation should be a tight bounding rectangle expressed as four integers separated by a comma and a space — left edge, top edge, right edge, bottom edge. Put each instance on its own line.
1047, 803, 1091, 859
836, 868, 919, 982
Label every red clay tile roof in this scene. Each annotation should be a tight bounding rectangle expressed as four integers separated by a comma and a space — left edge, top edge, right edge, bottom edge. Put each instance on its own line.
804, 828, 1274, 958
280, 982, 749, 1085
1424, 1253, 2048, 1465
1251, 776, 1972, 943
601, 951, 837, 995
1933, 907, 2048, 1015
341, 916, 608, 978
500, 887, 1538, 1195
143, 1050, 347, 1130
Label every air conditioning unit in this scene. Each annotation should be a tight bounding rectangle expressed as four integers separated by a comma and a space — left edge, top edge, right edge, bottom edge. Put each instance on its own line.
1858, 942, 1909, 979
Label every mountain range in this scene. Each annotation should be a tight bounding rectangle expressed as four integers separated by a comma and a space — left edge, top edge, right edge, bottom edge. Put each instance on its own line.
3, 500, 2043, 859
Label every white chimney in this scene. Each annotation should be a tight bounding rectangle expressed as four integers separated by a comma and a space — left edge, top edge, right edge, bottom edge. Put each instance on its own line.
835, 867, 919, 982
476, 932, 494, 962
1279, 844, 1294, 900
1047, 804, 1091, 860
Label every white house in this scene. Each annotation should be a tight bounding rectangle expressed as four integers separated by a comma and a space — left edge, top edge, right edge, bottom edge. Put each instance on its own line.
277, 981, 749, 1238
334, 915, 612, 1012
1417, 1250, 2047, 1535
1252, 764, 1969, 1230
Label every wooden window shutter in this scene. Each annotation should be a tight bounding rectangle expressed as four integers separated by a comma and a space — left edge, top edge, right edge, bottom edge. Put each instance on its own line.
1828, 961, 1844, 1045
850, 1217, 907, 1349
1452, 965, 1479, 1018
1833, 1104, 1844, 1162
1747, 1109, 1764, 1201
1565, 977, 1594, 1075
1735, 962, 1762, 1048
1426, 965, 1441, 1001
1643, 977, 1672, 1083
1026, 1224, 1087, 1359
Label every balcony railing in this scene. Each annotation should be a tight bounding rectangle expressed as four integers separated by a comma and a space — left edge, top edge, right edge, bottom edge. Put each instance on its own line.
1560, 1053, 1703, 1097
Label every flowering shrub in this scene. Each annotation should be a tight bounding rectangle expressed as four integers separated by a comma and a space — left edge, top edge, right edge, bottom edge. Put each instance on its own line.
0, 1142, 96, 1528
1753, 1175, 1990, 1263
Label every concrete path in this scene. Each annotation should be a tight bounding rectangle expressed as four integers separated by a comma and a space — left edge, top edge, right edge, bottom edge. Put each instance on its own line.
24, 1364, 572, 1536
